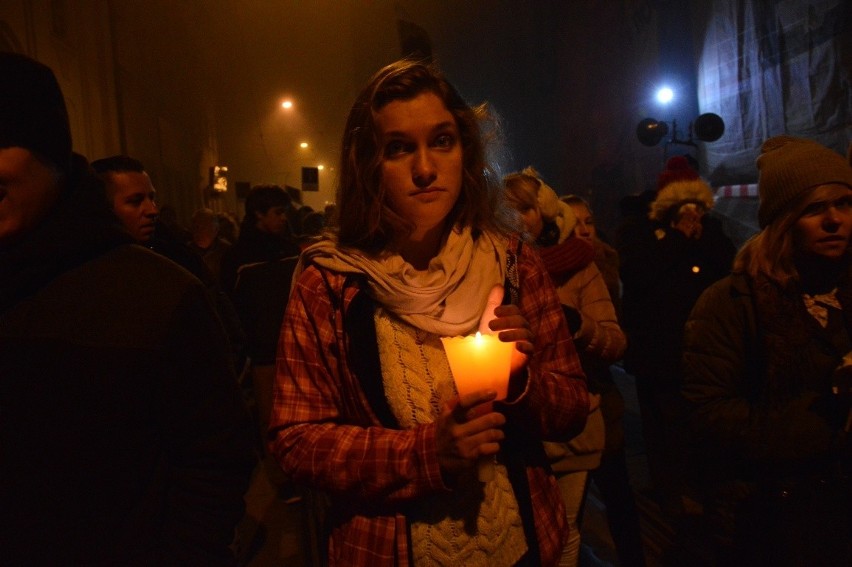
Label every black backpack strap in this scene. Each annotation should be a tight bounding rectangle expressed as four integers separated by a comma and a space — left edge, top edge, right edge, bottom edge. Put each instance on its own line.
341, 275, 401, 429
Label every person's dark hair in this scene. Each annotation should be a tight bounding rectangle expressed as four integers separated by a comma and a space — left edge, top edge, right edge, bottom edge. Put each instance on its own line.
217, 211, 239, 243
241, 184, 291, 233
301, 210, 326, 238
91, 155, 145, 175
335, 59, 511, 253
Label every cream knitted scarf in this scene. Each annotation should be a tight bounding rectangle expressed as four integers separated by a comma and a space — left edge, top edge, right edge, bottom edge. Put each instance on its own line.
297, 226, 508, 336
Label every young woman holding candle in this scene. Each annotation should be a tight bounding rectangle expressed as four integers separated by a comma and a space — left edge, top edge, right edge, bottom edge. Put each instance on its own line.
268, 60, 590, 566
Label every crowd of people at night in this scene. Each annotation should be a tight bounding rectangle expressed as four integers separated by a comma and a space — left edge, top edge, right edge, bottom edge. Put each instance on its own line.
2, 51, 850, 567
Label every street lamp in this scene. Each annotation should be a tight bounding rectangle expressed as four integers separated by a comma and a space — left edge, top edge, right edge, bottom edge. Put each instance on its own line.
656, 86, 674, 105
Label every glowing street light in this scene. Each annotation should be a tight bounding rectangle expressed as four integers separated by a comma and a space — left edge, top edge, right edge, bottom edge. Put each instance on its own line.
317, 164, 324, 170
299, 142, 309, 149
656, 87, 674, 105
281, 99, 293, 109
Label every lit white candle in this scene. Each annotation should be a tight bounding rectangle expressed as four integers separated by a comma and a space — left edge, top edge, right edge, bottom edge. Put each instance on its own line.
441, 332, 515, 481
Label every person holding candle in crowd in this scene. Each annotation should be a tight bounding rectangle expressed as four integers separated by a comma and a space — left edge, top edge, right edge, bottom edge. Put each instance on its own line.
268, 60, 590, 566
503, 168, 633, 566
682, 136, 852, 566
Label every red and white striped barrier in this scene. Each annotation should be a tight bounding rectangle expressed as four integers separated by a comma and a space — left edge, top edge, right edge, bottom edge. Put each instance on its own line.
715, 184, 759, 198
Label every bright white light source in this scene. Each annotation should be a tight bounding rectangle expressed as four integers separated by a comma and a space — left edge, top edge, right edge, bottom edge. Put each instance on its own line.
281, 100, 293, 109
656, 87, 674, 105
300, 142, 309, 149
317, 164, 324, 171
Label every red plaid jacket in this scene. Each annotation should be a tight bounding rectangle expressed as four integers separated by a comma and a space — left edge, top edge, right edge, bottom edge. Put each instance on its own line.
269, 236, 589, 566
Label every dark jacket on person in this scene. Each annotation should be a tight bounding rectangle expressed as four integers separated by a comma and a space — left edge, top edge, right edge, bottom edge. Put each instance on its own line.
619, 213, 735, 389
231, 256, 299, 366
683, 270, 851, 484
151, 225, 247, 370
682, 271, 852, 565
220, 225, 301, 296
0, 155, 256, 566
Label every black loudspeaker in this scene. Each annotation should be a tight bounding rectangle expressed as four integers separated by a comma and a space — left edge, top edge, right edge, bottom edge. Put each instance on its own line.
636, 118, 669, 146
694, 113, 725, 142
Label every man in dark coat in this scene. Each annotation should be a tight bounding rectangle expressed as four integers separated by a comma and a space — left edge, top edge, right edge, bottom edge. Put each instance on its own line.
0, 52, 255, 565
91, 154, 247, 370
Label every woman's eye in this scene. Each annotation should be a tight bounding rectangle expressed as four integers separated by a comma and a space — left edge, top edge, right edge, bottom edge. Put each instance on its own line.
433, 134, 455, 149
801, 202, 826, 216
384, 140, 408, 157
835, 196, 852, 210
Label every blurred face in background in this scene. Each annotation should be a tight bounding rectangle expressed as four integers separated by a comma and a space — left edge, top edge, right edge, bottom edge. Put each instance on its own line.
255, 205, 288, 236
504, 178, 543, 240
570, 202, 596, 243
103, 170, 158, 243
0, 147, 62, 245
793, 183, 852, 261
518, 198, 543, 239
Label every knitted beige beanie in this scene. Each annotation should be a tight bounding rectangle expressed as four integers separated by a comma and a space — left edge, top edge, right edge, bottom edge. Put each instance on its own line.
756, 135, 852, 228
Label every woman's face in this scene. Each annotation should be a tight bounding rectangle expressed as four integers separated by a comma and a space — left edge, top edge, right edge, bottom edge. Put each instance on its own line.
793, 184, 852, 261
519, 201, 543, 239
570, 203, 595, 243
374, 91, 463, 242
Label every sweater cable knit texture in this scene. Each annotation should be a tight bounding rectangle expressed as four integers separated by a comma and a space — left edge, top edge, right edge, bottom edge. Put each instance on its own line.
375, 309, 527, 566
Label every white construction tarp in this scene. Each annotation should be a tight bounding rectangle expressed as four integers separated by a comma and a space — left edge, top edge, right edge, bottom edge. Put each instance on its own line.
696, 0, 852, 186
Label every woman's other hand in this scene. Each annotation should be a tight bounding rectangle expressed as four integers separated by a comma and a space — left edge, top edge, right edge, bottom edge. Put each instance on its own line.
478, 285, 532, 373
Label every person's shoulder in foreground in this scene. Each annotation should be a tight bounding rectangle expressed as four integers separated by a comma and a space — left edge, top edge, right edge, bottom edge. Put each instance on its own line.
0, 51, 255, 566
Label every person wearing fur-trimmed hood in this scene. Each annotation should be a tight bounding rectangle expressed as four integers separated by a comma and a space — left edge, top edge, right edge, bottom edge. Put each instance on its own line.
617, 156, 736, 518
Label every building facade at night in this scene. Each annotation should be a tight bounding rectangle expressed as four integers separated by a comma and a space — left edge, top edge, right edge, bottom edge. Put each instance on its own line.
1, 1, 848, 235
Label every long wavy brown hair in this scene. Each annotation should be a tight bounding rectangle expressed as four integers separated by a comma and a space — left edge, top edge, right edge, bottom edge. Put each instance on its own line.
332, 59, 513, 253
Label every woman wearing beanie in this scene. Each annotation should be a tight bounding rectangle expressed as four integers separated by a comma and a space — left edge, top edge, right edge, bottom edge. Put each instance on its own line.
682, 135, 852, 566
504, 168, 627, 567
